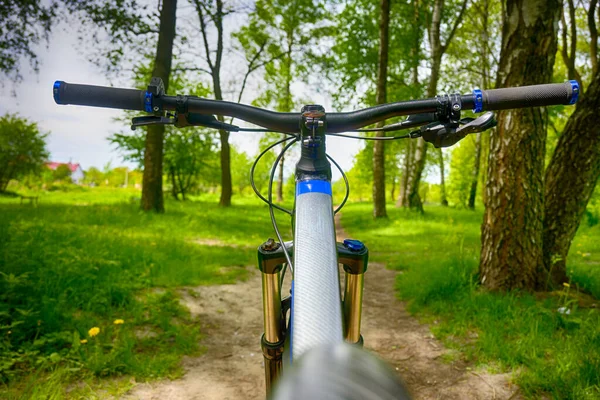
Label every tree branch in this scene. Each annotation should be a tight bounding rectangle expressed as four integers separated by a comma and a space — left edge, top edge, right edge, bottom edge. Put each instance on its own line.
192, 0, 214, 72
589, 0, 598, 76
172, 66, 212, 75
442, 0, 469, 52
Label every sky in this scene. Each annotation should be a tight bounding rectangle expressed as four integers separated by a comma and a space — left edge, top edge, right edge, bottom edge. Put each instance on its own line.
0, 19, 364, 182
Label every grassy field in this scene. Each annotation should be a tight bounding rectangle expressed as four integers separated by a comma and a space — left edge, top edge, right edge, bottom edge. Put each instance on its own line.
0, 188, 286, 398
2, 188, 599, 399
342, 203, 600, 400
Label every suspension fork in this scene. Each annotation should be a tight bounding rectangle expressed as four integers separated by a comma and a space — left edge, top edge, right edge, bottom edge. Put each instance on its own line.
338, 240, 368, 344
257, 239, 290, 395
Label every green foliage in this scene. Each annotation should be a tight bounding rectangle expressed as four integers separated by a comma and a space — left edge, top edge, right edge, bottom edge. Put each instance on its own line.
238, 0, 328, 112
447, 137, 475, 207
585, 184, 600, 227
52, 164, 72, 182
0, 1, 57, 82
231, 146, 253, 195
83, 167, 104, 186
342, 203, 600, 399
0, 113, 49, 192
321, 0, 426, 108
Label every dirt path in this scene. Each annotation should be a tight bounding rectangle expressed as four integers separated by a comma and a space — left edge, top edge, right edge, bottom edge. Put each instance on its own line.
123, 216, 521, 400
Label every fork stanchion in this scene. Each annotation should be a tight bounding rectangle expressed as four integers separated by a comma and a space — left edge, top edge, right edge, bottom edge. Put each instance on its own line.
258, 239, 289, 394
343, 271, 364, 343
338, 240, 368, 344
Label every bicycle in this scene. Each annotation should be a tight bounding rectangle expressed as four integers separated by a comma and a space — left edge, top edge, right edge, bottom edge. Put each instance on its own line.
52, 78, 579, 398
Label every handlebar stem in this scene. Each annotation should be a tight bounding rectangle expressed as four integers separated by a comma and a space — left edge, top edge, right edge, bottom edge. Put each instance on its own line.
295, 105, 332, 181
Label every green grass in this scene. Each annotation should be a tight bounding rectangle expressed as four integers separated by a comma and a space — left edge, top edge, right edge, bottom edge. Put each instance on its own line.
342, 203, 600, 400
0, 188, 286, 398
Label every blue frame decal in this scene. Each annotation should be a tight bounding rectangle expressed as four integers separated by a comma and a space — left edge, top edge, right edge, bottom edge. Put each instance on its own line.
296, 179, 332, 196
290, 279, 294, 363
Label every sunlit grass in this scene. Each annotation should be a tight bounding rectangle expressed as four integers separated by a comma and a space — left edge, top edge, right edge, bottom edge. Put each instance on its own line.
0, 188, 289, 398
342, 202, 600, 400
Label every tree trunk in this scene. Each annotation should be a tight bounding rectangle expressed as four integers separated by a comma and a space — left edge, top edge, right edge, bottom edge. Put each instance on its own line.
397, 141, 413, 207
218, 128, 232, 206
479, 0, 561, 291
468, 132, 482, 209
468, 0, 490, 210
438, 148, 448, 206
170, 166, 178, 200
372, 0, 390, 219
406, 0, 443, 213
195, 0, 231, 207
141, 0, 177, 212
277, 147, 284, 202
543, 71, 600, 289
406, 0, 467, 212
398, 1, 420, 209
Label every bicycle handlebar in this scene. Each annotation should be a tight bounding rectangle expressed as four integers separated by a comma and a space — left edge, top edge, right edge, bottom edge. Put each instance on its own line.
53, 80, 579, 133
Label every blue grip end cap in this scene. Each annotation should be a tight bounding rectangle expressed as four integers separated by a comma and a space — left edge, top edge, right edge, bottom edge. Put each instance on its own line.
472, 88, 483, 113
568, 80, 579, 105
53, 81, 63, 104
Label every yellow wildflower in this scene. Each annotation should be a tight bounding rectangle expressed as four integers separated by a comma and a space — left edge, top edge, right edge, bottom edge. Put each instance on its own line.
88, 327, 100, 337
113, 319, 124, 325
80, 339, 88, 344
563, 282, 570, 288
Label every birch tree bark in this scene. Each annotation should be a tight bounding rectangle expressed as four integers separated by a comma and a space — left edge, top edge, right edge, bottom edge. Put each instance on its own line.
479, 0, 561, 291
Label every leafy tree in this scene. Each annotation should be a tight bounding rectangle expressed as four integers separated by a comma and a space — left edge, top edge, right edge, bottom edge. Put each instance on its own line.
542, 0, 600, 288
0, 1, 57, 83
0, 1, 154, 84
230, 146, 253, 195
0, 113, 49, 192
447, 137, 475, 207
52, 164, 72, 182
372, 0, 391, 219
140, 0, 177, 212
406, 0, 469, 213
238, 0, 327, 202
84, 167, 104, 186
111, 125, 218, 200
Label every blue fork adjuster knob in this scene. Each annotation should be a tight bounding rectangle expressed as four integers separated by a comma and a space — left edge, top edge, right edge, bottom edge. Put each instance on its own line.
343, 239, 365, 252
472, 88, 483, 113
568, 80, 579, 105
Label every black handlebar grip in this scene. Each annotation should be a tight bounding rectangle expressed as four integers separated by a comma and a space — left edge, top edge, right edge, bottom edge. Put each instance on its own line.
479, 81, 579, 111
53, 81, 149, 112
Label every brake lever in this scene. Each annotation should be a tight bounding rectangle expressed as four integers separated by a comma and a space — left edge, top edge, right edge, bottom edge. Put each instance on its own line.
455, 112, 497, 135
131, 116, 174, 130
413, 112, 497, 148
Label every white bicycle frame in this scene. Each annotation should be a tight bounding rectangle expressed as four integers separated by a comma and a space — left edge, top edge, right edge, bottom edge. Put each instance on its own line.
257, 107, 369, 395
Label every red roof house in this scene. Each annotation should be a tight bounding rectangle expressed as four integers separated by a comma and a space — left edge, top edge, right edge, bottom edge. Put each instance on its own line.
46, 162, 85, 184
